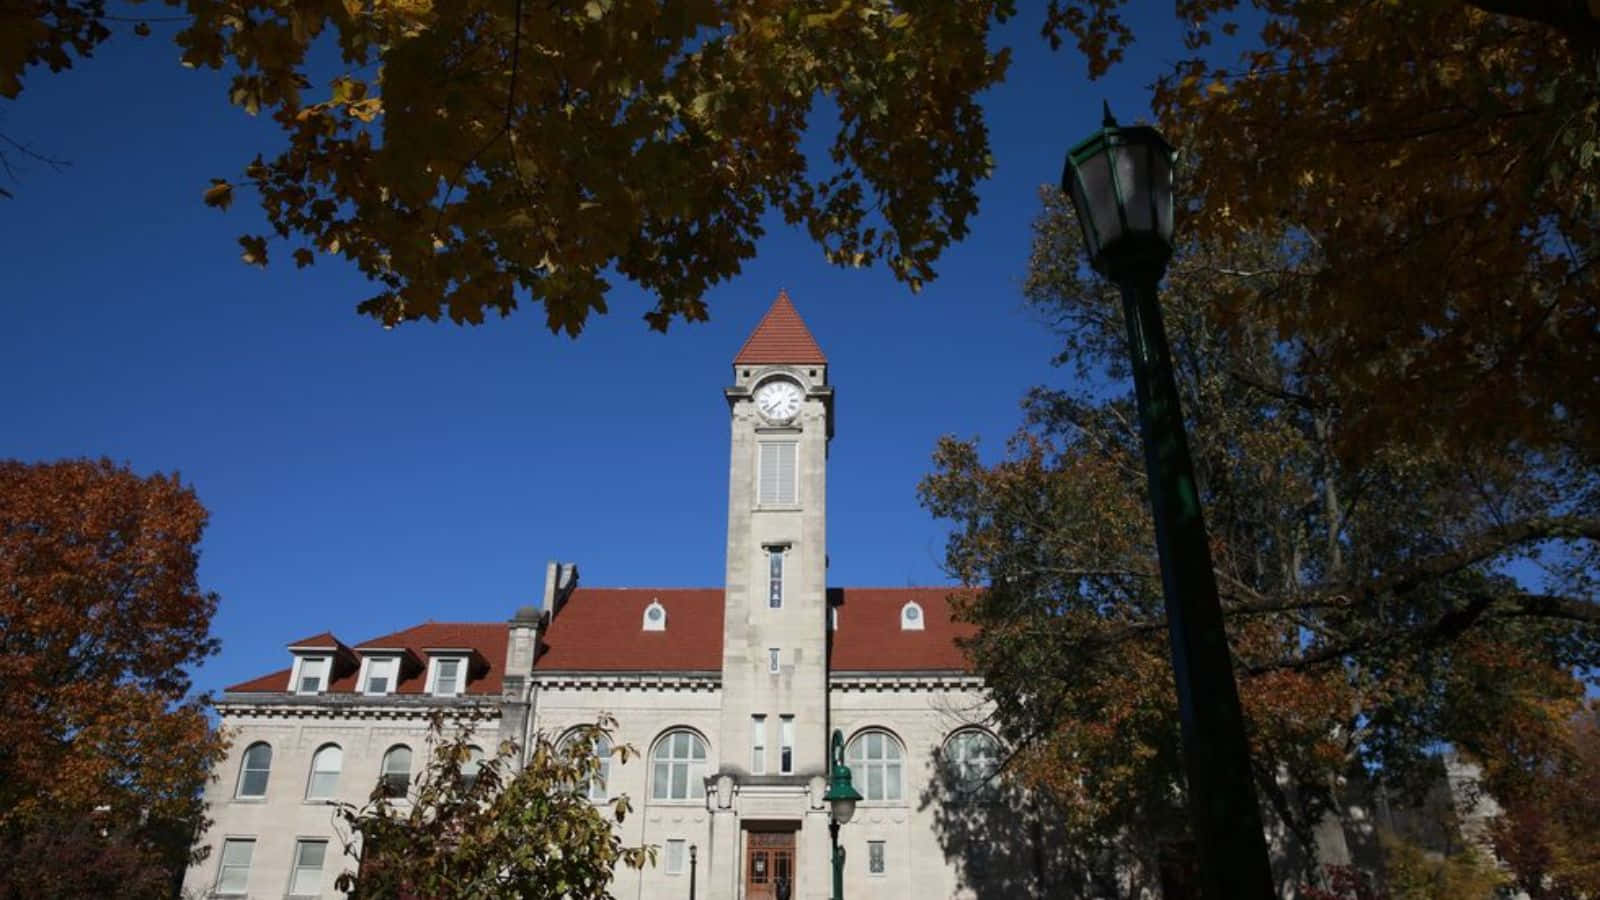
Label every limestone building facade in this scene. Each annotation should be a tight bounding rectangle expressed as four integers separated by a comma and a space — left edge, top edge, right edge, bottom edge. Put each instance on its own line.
183, 294, 1001, 900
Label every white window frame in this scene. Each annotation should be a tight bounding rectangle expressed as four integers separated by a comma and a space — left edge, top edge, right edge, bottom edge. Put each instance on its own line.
359, 655, 400, 695
900, 601, 925, 631
643, 599, 667, 631
665, 839, 687, 875
779, 716, 795, 775
757, 441, 798, 506
287, 838, 328, 897
751, 715, 767, 775
234, 742, 272, 800
426, 655, 467, 697
767, 546, 784, 608
650, 730, 709, 802
213, 837, 255, 896
304, 743, 342, 801
944, 729, 1001, 799
768, 648, 781, 674
561, 729, 611, 802
380, 744, 412, 799
845, 730, 905, 803
289, 655, 330, 694
868, 840, 887, 876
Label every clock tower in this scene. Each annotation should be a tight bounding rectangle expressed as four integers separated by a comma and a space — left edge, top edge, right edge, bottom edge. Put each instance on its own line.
719, 291, 833, 793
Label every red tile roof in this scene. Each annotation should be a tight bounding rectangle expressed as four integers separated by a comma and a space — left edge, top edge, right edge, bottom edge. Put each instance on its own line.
224, 587, 976, 691
829, 588, 977, 672
535, 588, 724, 671
286, 631, 343, 649
733, 291, 827, 365
225, 622, 507, 695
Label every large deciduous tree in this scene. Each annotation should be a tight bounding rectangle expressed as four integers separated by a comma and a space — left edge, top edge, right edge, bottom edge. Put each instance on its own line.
919, 191, 1597, 891
334, 714, 652, 899
3, 0, 1014, 333
0, 458, 225, 900
1050, 0, 1600, 461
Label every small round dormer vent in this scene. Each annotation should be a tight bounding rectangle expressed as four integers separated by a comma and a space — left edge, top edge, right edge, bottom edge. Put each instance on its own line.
900, 601, 924, 631
643, 599, 666, 631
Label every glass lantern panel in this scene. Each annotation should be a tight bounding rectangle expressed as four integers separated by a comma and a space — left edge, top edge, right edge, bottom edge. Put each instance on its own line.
1115, 141, 1154, 234
1076, 151, 1122, 252
1152, 147, 1175, 243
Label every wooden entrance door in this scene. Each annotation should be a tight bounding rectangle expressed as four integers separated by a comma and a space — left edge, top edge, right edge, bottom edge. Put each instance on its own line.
744, 830, 795, 900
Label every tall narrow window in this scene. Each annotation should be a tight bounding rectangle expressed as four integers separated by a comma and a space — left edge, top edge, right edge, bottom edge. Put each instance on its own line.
758, 442, 797, 505
559, 730, 611, 801
768, 648, 781, 674
666, 839, 687, 875
288, 839, 327, 897
305, 744, 342, 800
214, 838, 254, 895
462, 745, 485, 791
751, 715, 767, 774
235, 742, 272, 799
768, 547, 784, 608
380, 745, 412, 798
779, 716, 795, 774
868, 840, 886, 875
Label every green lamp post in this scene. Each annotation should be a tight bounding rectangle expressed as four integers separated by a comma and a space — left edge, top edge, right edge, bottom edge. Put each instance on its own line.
821, 730, 861, 900
1060, 103, 1275, 900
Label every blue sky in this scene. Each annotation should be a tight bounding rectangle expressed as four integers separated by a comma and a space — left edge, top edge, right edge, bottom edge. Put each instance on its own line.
2, 11, 1200, 696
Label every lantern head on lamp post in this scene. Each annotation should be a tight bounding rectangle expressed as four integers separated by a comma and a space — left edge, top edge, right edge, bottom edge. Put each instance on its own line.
821, 730, 860, 900
1059, 105, 1274, 900
1061, 102, 1176, 282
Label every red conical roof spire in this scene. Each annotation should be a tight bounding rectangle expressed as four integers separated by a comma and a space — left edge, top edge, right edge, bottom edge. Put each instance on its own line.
733, 290, 827, 364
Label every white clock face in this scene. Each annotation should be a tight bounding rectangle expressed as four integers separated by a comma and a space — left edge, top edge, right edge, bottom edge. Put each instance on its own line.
754, 380, 803, 422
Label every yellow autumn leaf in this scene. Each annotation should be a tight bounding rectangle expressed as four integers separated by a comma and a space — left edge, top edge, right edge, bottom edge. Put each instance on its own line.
203, 180, 233, 211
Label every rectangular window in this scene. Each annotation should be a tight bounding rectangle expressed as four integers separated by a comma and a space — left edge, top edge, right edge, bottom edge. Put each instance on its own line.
768, 547, 784, 607
665, 839, 686, 875
214, 838, 254, 895
296, 657, 327, 694
868, 840, 886, 875
768, 648, 780, 674
751, 715, 766, 774
758, 441, 797, 505
363, 657, 398, 695
433, 658, 462, 696
288, 839, 327, 897
779, 716, 795, 774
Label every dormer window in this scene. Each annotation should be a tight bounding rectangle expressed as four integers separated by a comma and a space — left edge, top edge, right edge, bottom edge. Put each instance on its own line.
643, 599, 667, 631
361, 656, 399, 695
429, 657, 464, 697
900, 601, 925, 631
293, 657, 329, 694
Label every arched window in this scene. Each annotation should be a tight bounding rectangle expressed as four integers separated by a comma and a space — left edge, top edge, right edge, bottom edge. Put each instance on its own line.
650, 730, 708, 801
380, 745, 412, 798
305, 744, 342, 800
561, 730, 612, 802
462, 745, 485, 791
235, 742, 272, 799
643, 599, 666, 631
943, 730, 1000, 797
900, 601, 925, 630
845, 730, 904, 802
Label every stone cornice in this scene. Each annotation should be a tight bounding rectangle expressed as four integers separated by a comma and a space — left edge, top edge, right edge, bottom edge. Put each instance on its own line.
828, 671, 984, 691
217, 692, 501, 721
531, 670, 721, 692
